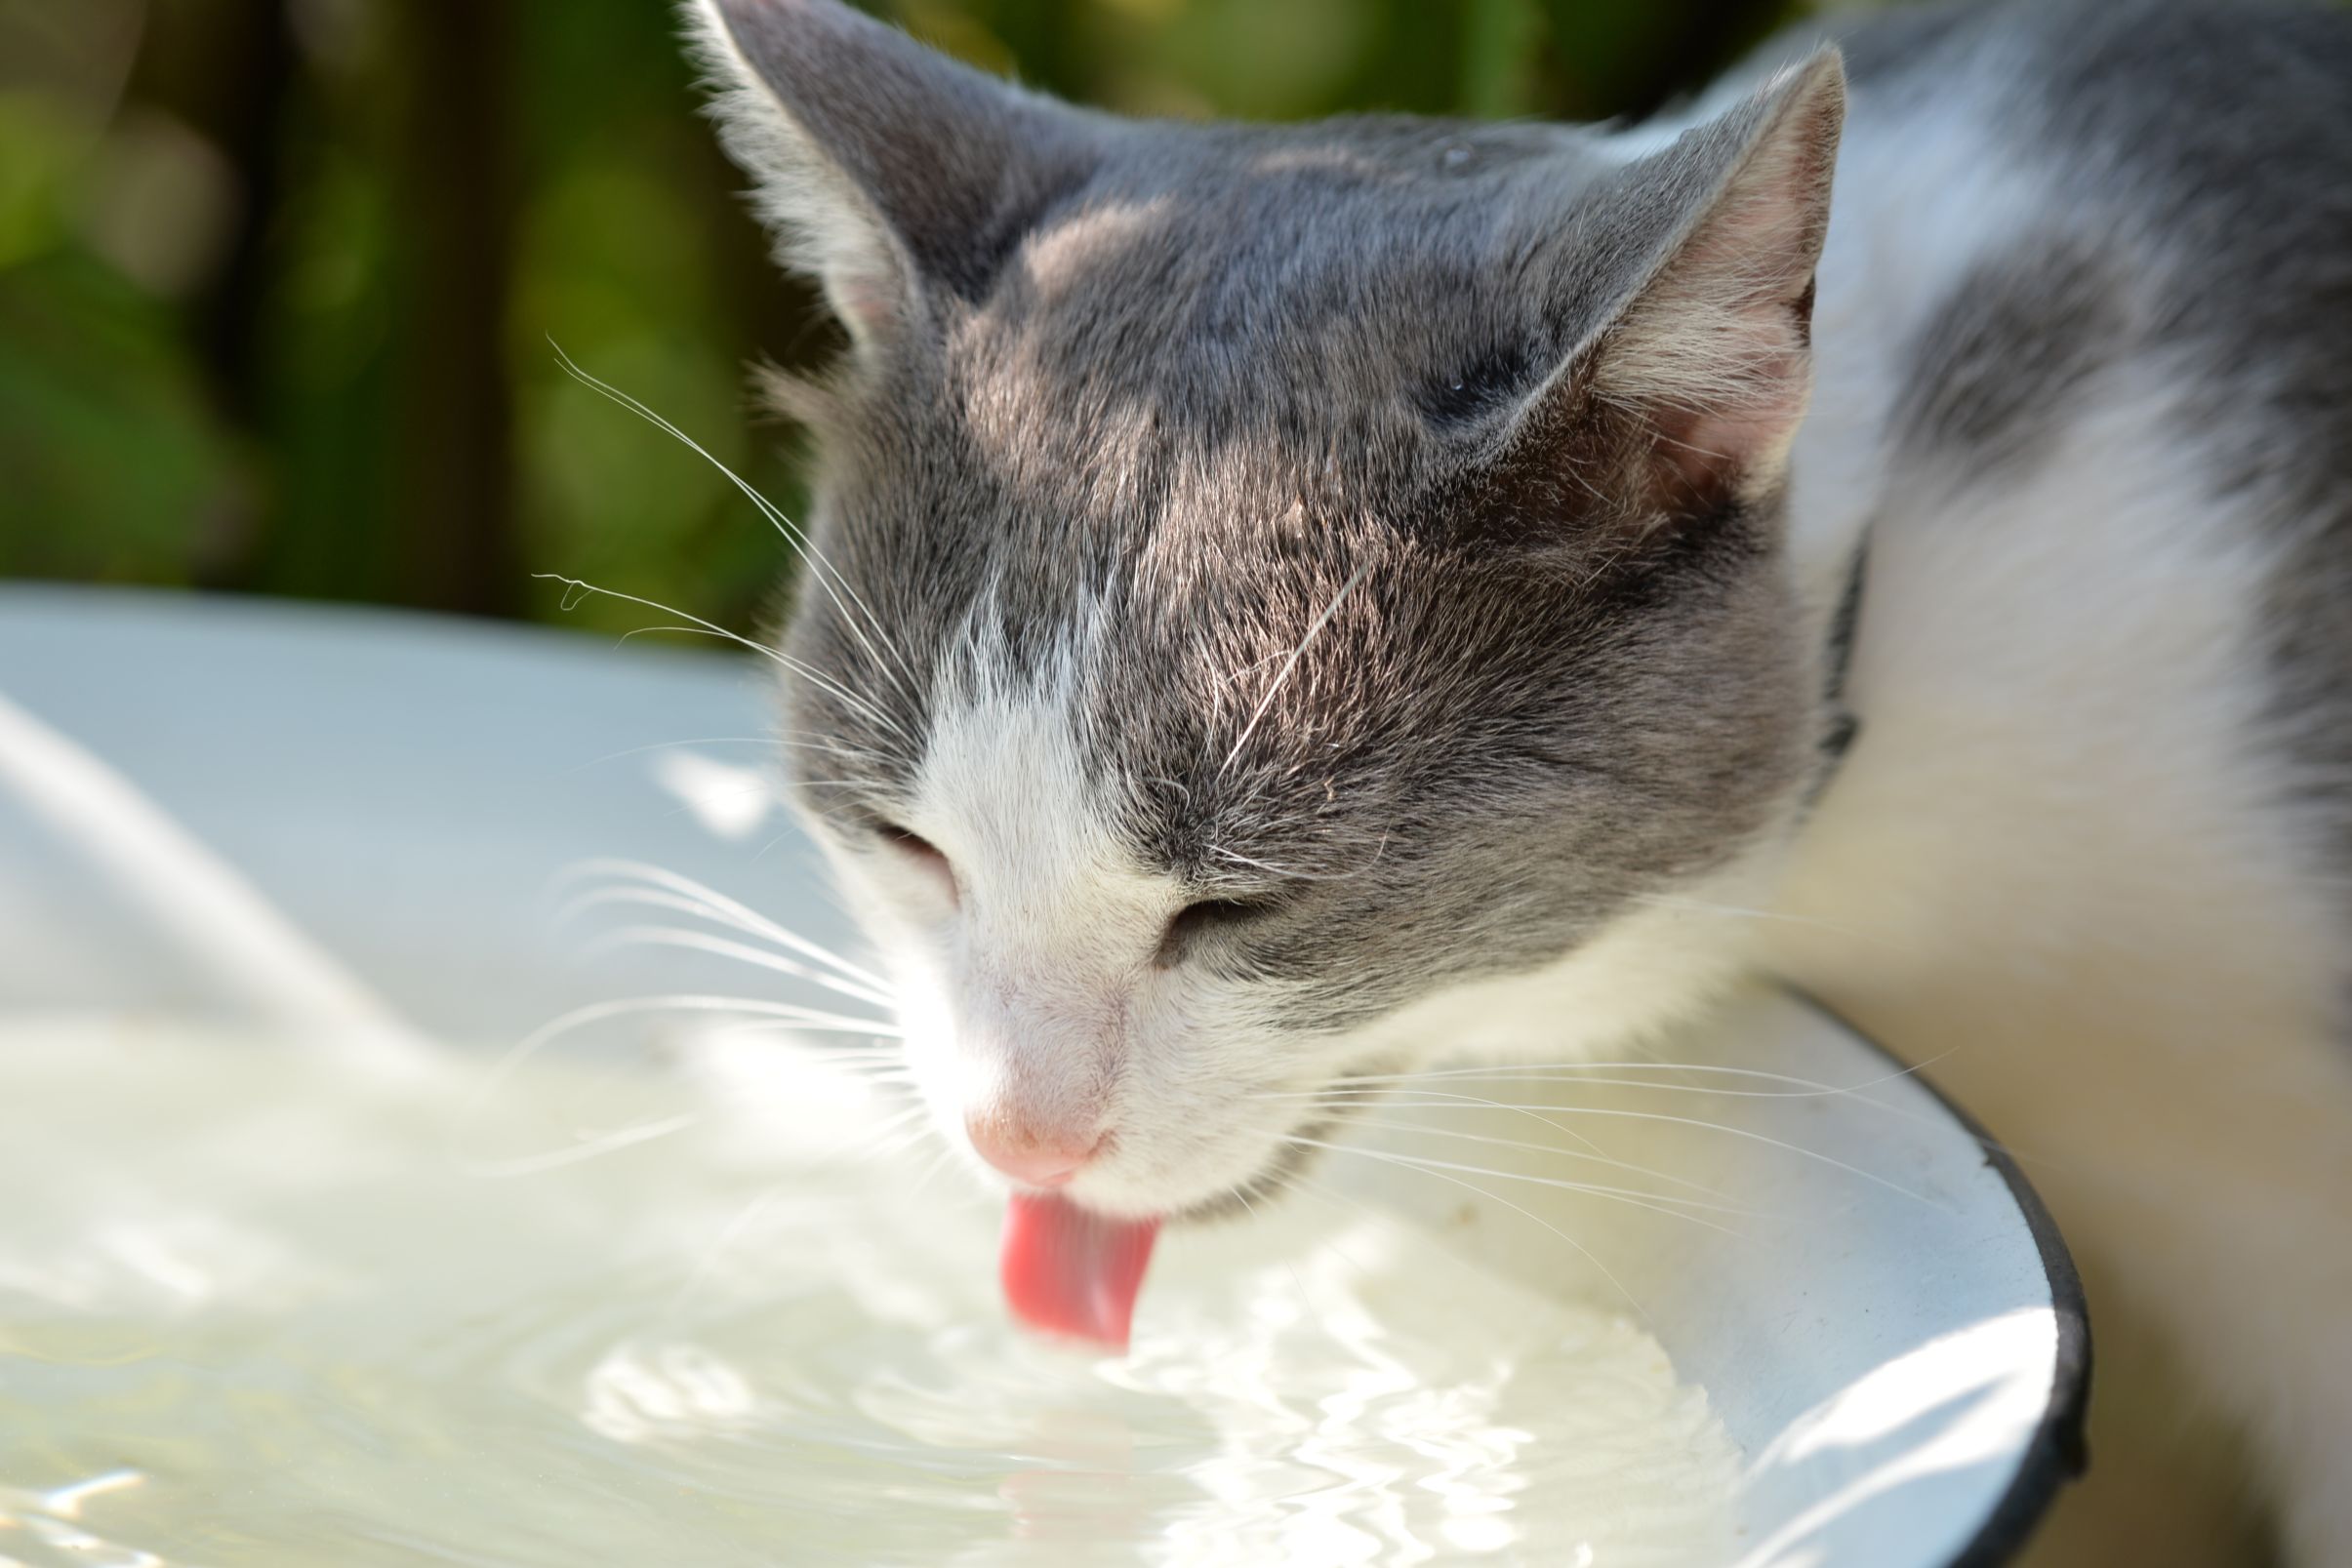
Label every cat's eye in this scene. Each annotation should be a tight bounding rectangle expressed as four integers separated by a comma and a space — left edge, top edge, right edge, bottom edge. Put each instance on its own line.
870, 820, 953, 889
1156, 897, 1277, 968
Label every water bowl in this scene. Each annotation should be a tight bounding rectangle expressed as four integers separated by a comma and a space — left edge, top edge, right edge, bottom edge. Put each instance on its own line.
0, 586, 2087, 1567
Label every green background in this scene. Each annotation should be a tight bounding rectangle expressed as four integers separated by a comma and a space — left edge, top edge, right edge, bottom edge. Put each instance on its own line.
0, 0, 1803, 640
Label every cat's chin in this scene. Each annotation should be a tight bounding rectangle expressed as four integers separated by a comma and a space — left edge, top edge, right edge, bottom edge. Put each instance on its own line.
1167, 1120, 1338, 1226
1013, 1113, 1337, 1232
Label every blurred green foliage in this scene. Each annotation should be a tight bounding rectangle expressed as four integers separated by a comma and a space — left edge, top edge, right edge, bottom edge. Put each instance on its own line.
0, 0, 1800, 641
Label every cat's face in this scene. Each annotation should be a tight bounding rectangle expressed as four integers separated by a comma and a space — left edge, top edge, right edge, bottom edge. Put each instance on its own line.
696, 0, 1844, 1224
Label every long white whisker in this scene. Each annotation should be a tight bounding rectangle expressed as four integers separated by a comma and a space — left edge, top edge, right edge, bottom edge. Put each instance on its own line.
692, 1022, 912, 1064
1287, 1136, 1745, 1236
1287, 1138, 1648, 1323
906, 1140, 973, 1205
547, 342, 921, 704
557, 861, 892, 991
1277, 1089, 1942, 1208
1627, 891, 1911, 951
1309, 1115, 1753, 1213
1281, 1092, 1732, 1200
543, 584, 911, 744
663, 1180, 794, 1323
1227, 1182, 1341, 1347
1315, 1062, 1951, 1131
567, 733, 892, 774
582, 925, 898, 1011
457, 1112, 701, 1178
1270, 1083, 1619, 1165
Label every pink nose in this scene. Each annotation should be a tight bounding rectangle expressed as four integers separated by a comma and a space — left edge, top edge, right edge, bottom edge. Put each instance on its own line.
965, 1115, 1099, 1187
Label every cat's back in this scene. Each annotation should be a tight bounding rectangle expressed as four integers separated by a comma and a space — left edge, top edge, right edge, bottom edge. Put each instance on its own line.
1801, 0, 2352, 495
1782, 0, 2352, 790
1763, 0, 2352, 1012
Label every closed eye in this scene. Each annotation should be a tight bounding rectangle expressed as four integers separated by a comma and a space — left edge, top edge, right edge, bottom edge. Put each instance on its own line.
870, 820, 954, 892
1156, 897, 1278, 968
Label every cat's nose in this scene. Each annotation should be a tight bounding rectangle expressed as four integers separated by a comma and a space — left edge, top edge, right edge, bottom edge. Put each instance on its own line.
965, 1113, 1100, 1187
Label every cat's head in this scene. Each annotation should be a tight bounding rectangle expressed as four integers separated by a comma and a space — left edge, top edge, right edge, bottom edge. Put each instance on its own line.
693, 0, 1845, 1226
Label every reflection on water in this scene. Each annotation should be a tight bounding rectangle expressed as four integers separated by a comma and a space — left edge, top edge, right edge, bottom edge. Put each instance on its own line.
0, 1016, 1736, 1567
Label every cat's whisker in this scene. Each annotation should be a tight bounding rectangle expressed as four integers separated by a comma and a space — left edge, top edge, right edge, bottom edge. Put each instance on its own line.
1286, 1136, 1747, 1238
1261, 1082, 1618, 1163
538, 576, 911, 746
1281, 1137, 1650, 1323
547, 342, 923, 707
850, 1103, 937, 1148
1277, 1093, 1727, 1200
1313, 1060, 1952, 1131
1626, 891, 1912, 951
692, 1021, 909, 1056
456, 1111, 703, 1179
653, 781, 872, 827
557, 860, 893, 992
1351, 1057, 1915, 1090
1298, 1113, 1754, 1213
662, 1179, 796, 1324
579, 925, 898, 1011
906, 1139, 974, 1204
1273, 1087, 1943, 1209
1225, 1181, 1345, 1349
566, 733, 890, 774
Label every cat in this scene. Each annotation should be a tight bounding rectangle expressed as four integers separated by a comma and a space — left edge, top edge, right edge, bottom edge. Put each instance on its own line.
685, 0, 2352, 1559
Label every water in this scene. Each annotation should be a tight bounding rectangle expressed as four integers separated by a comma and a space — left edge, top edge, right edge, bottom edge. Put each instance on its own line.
0, 1014, 1738, 1566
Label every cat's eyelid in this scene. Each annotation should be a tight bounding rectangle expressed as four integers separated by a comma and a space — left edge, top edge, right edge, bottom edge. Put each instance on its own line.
1156, 893, 1283, 968
863, 815, 952, 869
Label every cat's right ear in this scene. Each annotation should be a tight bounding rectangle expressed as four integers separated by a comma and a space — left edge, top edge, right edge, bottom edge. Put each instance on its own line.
689, 0, 1100, 348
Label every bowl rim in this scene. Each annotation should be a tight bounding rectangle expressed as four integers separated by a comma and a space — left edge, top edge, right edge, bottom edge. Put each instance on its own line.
1793, 986, 2092, 1568
0, 586, 2097, 1564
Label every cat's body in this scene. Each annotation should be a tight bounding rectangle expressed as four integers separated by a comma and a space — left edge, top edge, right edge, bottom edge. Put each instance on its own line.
689, 0, 2352, 1557
1677, 9, 2352, 1557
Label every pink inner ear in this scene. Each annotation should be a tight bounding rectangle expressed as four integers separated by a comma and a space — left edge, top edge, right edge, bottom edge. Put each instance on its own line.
1598, 60, 1840, 512
825, 265, 905, 344
1642, 338, 1813, 511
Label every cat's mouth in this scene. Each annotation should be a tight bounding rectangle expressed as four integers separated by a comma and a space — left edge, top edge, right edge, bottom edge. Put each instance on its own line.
996, 1117, 1342, 1349
999, 1186, 1161, 1347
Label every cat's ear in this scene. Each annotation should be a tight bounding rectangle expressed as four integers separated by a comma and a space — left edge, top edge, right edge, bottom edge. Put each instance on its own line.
690, 0, 1099, 346
1501, 51, 1845, 526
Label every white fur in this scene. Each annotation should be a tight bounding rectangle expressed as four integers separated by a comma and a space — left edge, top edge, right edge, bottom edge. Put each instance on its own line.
1742, 72, 2352, 1564
686, 0, 909, 343
755, 29, 2352, 1556
829, 623, 1375, 1220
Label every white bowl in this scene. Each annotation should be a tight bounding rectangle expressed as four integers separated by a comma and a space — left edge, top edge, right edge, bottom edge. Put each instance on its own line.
0, 585, 2088, 1566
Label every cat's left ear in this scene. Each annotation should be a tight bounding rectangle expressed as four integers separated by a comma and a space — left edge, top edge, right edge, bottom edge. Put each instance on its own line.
1501, 52, 1846, 524
690, 0, 1100, 349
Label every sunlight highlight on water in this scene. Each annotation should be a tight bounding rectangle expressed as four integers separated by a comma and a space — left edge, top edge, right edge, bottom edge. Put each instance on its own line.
0, 1015, 1736, 1567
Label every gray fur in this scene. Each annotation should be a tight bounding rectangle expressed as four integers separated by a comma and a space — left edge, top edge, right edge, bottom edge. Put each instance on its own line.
697, 0, 1099, 305
682, 9, 2352, 1548
1888, 234, 2129, 469
692, 0, 2352, 1020
1826, 1, 2352, 874
697, 0, 2352, 1010
700, 0, 1845, 1029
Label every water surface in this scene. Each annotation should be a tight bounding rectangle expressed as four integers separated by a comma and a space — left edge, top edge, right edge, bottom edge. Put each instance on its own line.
0, 1015, 1736, 1566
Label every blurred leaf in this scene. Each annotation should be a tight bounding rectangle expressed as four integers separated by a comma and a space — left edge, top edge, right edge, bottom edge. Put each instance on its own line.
4, 0, 1839, 636
1460, 0, 1546, 120
0, 250, 238, 580
0, 91, 94, 268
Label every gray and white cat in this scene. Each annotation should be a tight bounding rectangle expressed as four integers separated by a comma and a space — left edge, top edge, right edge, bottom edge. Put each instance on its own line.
687, 0, 2352, 1558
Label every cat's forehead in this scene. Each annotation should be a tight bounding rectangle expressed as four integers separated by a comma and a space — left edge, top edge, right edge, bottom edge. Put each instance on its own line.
940, 118, 1621, 483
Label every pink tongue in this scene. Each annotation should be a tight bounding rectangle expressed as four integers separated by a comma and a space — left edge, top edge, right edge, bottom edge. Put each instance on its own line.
999, 1190, 1160, 1349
